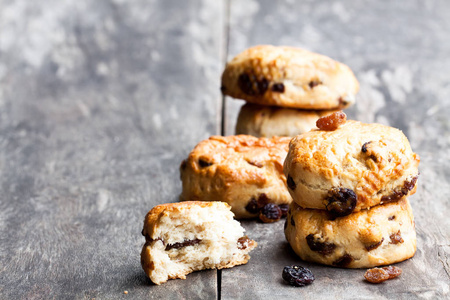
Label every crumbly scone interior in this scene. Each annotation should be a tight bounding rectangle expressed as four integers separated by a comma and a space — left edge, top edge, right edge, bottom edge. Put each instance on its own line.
142, 204, 256, 284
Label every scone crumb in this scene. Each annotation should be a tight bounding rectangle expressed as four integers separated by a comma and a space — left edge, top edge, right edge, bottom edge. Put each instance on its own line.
316, 111, 346, 131
124, 291, 128, 295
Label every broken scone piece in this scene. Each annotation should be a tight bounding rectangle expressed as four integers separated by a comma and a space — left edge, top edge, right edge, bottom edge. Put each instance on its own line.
141, 201, 257, 285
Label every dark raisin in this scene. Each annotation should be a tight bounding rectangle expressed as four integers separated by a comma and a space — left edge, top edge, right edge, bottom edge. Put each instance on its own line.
381, 176, 418, 203
272, 83, 285, 92
180, 159, 187, 170
257, 78, 269, 95
198, 159, 213, 168
332, 254, 353, 267
325, 187, 357, 218
282, 265, 315, 287
361, 142, 372, 153
258, 193, 270, 207
259, 203, 282, 223
365, 238, 384, 251
382, 266, 402, 279
238, 73, 254, 95
284, 219, 288, 230
246, 159, 263, 168
388, 215, 396, 221
165, 238, 201, 251
338, 97, 349, 107
364, 268, 389, 283
316, 111, 347, 131
306, 234, 336, 256
279, 204, 289, 218
245, 198, 259, 214
309, 80, 322, 89
389, 230, 404, 244
287, 175, 296, 190
290, 216, 295, 227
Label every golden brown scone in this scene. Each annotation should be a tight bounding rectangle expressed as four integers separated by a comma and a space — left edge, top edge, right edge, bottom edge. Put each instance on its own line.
285, 198, 416, 268
235, 103, 339, 137
284, 120, 420, 216
180, 135, 292, 219
221, 45, 359, 110
141, 201, 257, 285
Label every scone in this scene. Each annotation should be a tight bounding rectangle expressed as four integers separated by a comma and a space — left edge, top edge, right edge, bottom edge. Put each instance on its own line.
284, 120, 420, 216
285, 198, 416, 268
141, 201, 257, 285
236, 102, 338, 137
221, 45, 359, 110
180, 135, 292, 219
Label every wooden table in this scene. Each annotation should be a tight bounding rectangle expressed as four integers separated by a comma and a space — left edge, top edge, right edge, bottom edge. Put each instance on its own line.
1, 1, 449, 299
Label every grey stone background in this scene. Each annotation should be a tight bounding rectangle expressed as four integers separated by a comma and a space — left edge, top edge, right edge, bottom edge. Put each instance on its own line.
0, 0, 449, 299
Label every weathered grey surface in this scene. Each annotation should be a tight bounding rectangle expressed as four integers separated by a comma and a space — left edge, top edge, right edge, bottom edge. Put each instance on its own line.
0, 0, 223, 299
1, 0, 450, 299
222, 0, 450, 299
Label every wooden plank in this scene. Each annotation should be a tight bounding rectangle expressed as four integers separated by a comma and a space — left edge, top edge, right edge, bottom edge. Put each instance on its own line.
222, 0, 450, 298
0, 0, 224, 298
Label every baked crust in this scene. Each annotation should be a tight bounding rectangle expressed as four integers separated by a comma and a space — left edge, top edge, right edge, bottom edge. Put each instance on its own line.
235, 102, 338, 137
285, 198, 416, 268
221, 45, 359, 109
180, 135, 292, 219
284, 120, 420, 212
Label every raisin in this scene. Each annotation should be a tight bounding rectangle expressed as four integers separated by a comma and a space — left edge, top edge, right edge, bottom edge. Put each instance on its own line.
245, 198, 259, 214
382, 266, 402, 279
365, 238, 384, 251
389, 230, 404, 244
245, 193, 269, 214
237, 236, 251, 250
332, 254, 353, 267
316, 111, 347, 131
309, 80, 322, 89
361, 142, 372, 153
246, 159, 263, 168
388, 215, 396, 221
180, 159, 187, 170
287, 175, 296, 190
306, 234, 336, 256
238, 72, 268, 96
282, 265, 315, 287
284, 219, 288, 230
338, 97, 349, 107
165, 238, 201, 251
272, 83, 285, 92
364, 268, 389, 283
198, 159, 213, 168
279, 204, 289, 218
325, 187, 357, 218
259, 203, 282, 223
381, 176, 418, 203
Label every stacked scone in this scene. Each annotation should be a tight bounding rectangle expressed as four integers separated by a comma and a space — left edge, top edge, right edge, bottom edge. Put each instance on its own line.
221, 45, 359, 137
283, 117, 420, 268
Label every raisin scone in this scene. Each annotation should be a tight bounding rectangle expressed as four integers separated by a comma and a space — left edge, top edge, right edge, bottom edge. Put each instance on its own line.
285, 198, 416, 268
284, 120, 420, 217
141, 201, 257, 285
221, 45, 359, 110
180, 135, 292, 219
236, 102, 338, 137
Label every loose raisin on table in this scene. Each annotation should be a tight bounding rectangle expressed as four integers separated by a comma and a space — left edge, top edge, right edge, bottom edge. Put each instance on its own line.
382, 266, 402, 279
259, 203, 282, 223
325, 187, 357, 218
316, 111, 347, 131
279, 204, 289, 218
245, 193, 270, 214
364, 268, 389, 283
282, 265, 315, 287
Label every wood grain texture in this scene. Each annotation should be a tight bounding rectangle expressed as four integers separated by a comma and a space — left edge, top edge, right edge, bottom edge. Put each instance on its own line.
0, 0, 224, 298
222, 0, 450, 299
